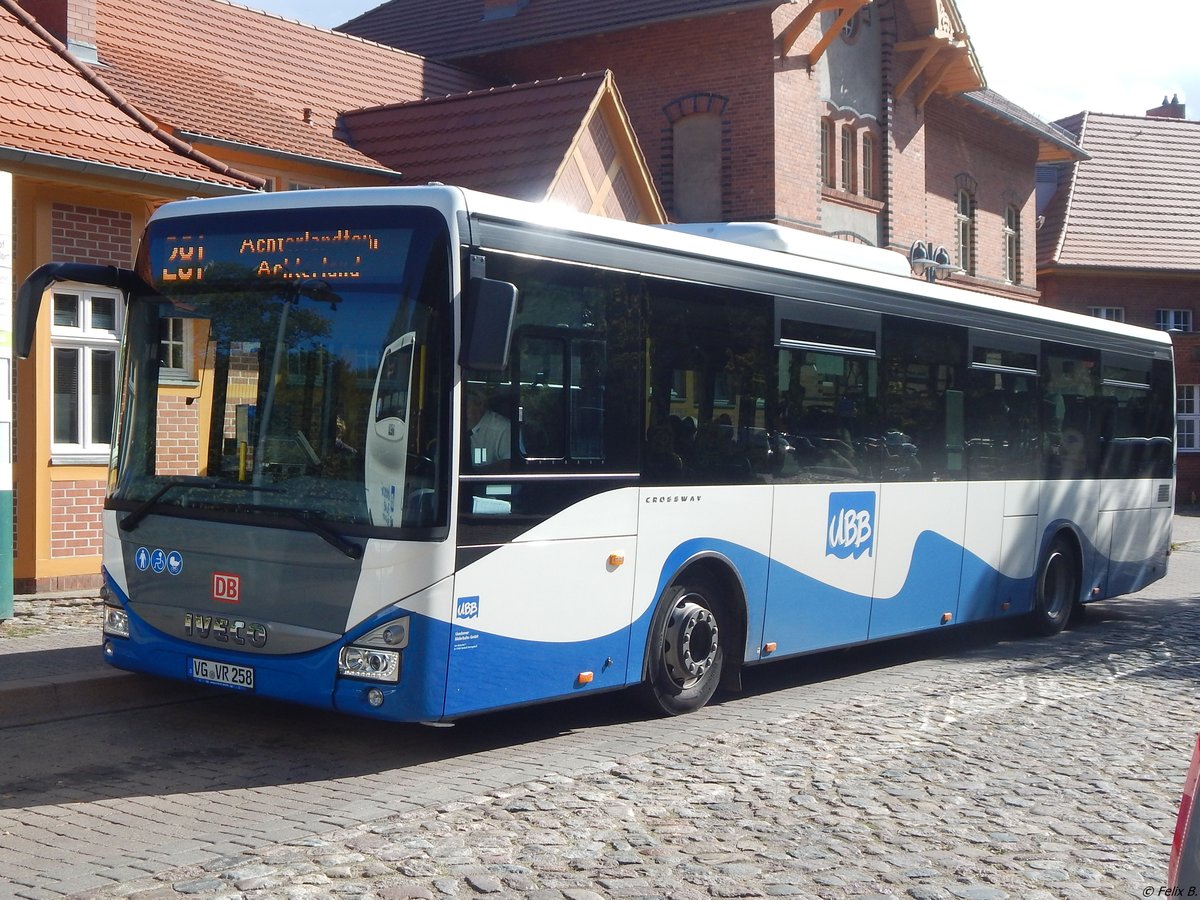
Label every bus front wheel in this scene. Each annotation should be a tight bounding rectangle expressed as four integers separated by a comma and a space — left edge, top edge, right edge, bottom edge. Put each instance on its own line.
1030, 536, 1078, 636
639, 580, 725, 716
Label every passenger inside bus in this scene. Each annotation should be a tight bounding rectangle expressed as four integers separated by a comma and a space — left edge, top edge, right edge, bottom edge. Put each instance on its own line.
465, 385, 514, 468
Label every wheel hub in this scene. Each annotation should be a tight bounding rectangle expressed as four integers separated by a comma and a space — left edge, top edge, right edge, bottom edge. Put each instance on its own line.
664, 596, 718, 685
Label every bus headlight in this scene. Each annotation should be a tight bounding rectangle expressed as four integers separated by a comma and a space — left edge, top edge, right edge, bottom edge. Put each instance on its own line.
353, 616, 410, 650
338, 646, 400, 683
103, 605, 129, 638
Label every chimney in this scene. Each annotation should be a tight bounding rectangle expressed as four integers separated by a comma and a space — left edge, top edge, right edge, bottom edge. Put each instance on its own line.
18, 0, 97, 62
1147, 93, 1186, 119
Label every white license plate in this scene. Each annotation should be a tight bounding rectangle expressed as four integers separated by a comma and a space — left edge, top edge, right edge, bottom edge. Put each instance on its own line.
190, 657, 254, 690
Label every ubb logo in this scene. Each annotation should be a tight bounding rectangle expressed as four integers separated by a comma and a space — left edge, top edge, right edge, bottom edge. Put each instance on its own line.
456, 596, 480, 619
826, 491, 876, 559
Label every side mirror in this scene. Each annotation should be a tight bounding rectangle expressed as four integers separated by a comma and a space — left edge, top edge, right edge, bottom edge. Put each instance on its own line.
15, 263, 141, 359
459, 277, 517, 372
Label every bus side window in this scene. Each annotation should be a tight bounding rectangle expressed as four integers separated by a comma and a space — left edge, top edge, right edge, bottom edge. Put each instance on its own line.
879, 317, 968, 482
1042, 345, 1101, 480
774, 347, 875, 484
965, 370, 1040, 480
645, 281, 772, 485
1099, 355, 1175, 480
464, 252, 642, 476
516, 334, 566, 459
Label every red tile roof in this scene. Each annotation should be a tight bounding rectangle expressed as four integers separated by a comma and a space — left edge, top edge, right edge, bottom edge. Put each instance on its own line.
1039, 112, 1200, 272
343, 73, 610, 200
94, 0, 488, 171
0, 0, 256, 189
339, 0, 779, 60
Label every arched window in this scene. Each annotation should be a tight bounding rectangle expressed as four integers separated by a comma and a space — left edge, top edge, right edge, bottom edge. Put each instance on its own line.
1003, 205, 1020, 283
672, 112, 723, 222
956, 188, 975, 275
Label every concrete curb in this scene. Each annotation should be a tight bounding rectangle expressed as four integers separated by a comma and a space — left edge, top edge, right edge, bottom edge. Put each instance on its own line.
2, 662, 211, 728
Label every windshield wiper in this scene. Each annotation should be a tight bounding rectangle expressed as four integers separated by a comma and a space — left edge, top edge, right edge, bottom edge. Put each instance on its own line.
252, 506, 364, 560
118, 477, 281, 533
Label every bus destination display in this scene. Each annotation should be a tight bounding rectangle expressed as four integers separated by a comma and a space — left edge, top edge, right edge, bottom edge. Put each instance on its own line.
157, 227, 386, 285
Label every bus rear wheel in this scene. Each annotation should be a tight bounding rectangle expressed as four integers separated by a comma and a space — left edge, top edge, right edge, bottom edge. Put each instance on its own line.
1030, 536, 1078, 636
640, 581, 725, 716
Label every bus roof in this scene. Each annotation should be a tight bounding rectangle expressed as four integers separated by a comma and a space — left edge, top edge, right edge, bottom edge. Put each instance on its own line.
150, 185, 1172, 355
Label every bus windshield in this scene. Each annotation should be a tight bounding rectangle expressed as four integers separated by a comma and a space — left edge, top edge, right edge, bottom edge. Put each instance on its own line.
113, 205, 452, 533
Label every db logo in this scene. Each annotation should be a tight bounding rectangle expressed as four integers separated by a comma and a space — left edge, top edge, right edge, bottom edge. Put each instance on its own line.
456, 596, 480, 619
212, 572, 241, 604
826, 491, 876, 560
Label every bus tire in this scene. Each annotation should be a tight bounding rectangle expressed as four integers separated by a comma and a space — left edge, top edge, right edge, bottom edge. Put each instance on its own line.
1030, 535, 1078, 636
639, 579, 725, 716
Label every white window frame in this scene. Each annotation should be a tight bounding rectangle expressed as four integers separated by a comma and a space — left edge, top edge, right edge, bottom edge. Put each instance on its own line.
1003, 205, 1020, 284
820, 119, 835, 188
158, 316, 197, 384
1156, 308, 1192, 332
840, 124, 857, 193
1088, 306, 1125, 322
1179, 386, 1200, 451
50, 284, 121, 464
861, 131, 876, 199
955, 189, 974, 275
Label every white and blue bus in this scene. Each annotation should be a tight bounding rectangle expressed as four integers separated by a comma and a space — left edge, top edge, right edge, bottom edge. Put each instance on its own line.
16, 186, 1175, 721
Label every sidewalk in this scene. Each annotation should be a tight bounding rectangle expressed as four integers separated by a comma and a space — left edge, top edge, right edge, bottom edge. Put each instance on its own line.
0, 592, 208, 727
4, 511, 1200, 729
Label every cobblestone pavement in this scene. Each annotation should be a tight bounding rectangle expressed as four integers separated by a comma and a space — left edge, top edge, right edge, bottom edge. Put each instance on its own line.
0, 594, 103, 639
71, 628, 1200, 900
4, 530, 1200, 900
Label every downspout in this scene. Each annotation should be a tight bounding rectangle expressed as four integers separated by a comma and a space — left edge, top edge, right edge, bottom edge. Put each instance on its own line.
1, 0, 265, 191
876, 0, 898, 252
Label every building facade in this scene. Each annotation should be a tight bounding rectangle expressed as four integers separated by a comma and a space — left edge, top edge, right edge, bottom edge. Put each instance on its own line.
341, 0, 1083, 303
3, 0, 263, 594
7, 0, 662, 592
1038, 103, 1200, 503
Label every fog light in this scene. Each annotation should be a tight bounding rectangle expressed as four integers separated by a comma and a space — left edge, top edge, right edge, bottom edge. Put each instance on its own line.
103, 640, 114, 658
103, 605, 129, 638
367, 688, 385, 707
338, 645, 400, 682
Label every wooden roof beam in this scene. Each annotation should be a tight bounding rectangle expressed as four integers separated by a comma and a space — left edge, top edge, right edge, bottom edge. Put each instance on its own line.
807, 1, 870, 66
895, 35, 951, 53
778, 0, 848, 56
894, 43, 941, 99
915, 50, 958, 108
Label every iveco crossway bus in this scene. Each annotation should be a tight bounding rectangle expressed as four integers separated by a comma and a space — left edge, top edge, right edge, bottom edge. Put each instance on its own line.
16, 186, 1175, 722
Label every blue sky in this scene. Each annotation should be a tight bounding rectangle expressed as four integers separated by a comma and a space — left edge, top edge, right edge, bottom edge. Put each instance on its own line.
245, 0, 1200, 123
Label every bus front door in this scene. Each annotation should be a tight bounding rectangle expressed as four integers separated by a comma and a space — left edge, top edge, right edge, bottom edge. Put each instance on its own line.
365, 333, 416, 527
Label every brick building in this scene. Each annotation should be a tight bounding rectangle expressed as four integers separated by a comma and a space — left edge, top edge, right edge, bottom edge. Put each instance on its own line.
6, 0, 662, 592
341, 0, 1083, 303
1037, 101, 1200, 503
1, 0, 260, 596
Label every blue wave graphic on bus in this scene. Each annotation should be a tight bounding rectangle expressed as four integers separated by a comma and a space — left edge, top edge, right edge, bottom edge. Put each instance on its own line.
445, 528, 1169, 718
826, 491, 876, 559
104, 525, 1165, 722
